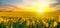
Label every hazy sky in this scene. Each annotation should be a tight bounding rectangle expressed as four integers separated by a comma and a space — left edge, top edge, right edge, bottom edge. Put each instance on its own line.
0, 0, 60, 12
1, 0, 58, 7
0, 0, 60, 11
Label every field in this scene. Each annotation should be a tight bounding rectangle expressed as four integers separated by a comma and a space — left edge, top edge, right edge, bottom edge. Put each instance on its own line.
0, 12, 60, 16
0, 12, 60, 28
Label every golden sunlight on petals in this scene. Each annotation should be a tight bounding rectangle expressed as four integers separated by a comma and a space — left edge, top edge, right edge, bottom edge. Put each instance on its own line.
53, 22, 57, 27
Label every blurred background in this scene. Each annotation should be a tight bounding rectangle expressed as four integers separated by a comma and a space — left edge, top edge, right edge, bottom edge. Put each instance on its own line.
0, 0, 60, 12
0, 0, 60, 28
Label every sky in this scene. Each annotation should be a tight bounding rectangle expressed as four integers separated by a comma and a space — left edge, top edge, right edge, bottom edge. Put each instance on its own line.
1, 0, 58, 7
0, 0, 60, 12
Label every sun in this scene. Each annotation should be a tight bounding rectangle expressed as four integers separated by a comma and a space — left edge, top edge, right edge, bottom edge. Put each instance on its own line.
38, 8, 44, 12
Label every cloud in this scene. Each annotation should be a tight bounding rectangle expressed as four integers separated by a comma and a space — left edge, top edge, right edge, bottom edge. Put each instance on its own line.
1, 0, 59, 12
